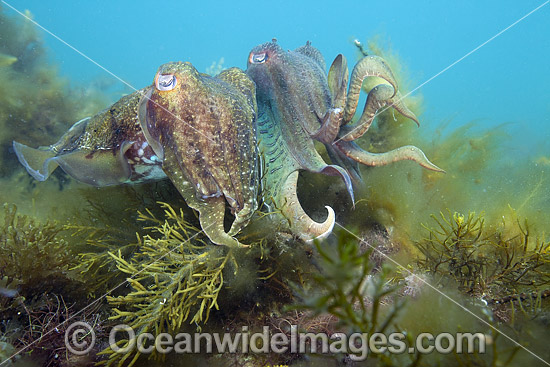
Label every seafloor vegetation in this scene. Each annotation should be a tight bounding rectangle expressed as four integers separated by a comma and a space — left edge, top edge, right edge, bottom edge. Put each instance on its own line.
1, 6, 549, 367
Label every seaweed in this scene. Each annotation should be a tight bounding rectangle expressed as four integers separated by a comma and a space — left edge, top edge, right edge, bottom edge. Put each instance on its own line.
97, 203, 233, 366
10, 293, 104, 367
0, 5, 110, 179
0, 203, 79, 299
0, 204, 103, 366
289, 229, 413, 365
346, 37, 550, 259
415, 210, 550, 302
67, 183, 181, 296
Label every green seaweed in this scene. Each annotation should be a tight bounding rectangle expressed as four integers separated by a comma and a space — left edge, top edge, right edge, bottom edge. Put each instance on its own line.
344, 38, 550, 255
415, 210, 550, 301
0, 203, 101, 365
290, 229, 413, 365
0, 203, 78, 299
67, 182, 182, 296
0, 5, 110, 179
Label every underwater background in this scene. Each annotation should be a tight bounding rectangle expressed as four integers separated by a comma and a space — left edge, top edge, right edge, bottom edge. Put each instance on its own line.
0, 0, 549, 366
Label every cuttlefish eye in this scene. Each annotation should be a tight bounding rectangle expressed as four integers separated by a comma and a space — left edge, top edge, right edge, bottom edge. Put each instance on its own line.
155, 74, 177, 91
249, 52, 268, 64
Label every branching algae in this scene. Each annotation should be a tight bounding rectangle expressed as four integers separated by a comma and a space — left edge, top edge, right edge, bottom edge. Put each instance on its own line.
0, 203, 77, 297
415, 210, 550, 302
98, 203, 235, 366
290, 230, 413, 365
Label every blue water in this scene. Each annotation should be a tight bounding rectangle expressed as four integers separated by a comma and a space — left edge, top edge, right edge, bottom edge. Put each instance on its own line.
6, 0, 550, 153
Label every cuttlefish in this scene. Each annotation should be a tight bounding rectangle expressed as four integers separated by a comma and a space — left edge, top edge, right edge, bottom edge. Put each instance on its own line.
14, 62, 259, 247
246, 40, 442, 242
139, 62, 259, 247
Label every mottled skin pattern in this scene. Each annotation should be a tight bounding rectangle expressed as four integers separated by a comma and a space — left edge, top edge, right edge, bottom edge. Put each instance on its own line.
138, 62, 258, 247
246, 40, 443, 241
246, 42, 347, 242
15, 41, 443, 247
13, 88, 165, 186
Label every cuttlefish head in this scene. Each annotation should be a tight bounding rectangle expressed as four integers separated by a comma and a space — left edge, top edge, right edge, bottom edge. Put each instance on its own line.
138, 62, 259, 247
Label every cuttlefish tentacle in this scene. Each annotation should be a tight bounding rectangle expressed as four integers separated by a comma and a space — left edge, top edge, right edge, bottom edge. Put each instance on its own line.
309, 54, 348, 145
228, 202, 255, 237
278, 171, 335, 242
325, 144, 362, 184
335, 140, 445, 172
342, 55, 399, 124
198, 196, 242, 248
310, 107, 343, 145
327, 54, 349, 110
339, 83, 394, 141
160, 148, 243, 247
339, 86, 420, 141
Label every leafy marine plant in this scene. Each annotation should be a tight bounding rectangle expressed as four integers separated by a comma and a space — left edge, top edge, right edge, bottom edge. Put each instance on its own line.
0, 203, 78, 300
0, 5, 109, 178
294, 231, 403, 332
68, 182, 182, 296
289, 230, 416, 365
414, 213, 550, 366
0, 204, 97, 366
98, 203, 235, 366
415, 210, 550, 304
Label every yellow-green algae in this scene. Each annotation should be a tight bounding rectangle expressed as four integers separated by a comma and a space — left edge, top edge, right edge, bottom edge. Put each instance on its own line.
97, 204, 226, 366
0, 6, 108, 176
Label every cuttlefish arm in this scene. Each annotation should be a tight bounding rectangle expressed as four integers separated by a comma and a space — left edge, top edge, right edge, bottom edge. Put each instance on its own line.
335, 140, 444, 172
277, 171, 335, 242
160, 148, 242, 247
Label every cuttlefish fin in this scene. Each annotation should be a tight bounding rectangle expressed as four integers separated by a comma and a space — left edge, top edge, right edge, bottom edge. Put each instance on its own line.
13, 140, 133, 186
13, 141, 59, 181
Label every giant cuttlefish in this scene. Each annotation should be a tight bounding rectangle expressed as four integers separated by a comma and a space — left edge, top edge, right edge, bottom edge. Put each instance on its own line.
14, 62, 259, 247
14, 41, 442, 247
246, 40, 443, 242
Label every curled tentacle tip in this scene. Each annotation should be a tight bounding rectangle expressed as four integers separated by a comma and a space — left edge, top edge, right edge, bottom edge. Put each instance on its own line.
230, 238, 249, 248
304, 205, 336, 243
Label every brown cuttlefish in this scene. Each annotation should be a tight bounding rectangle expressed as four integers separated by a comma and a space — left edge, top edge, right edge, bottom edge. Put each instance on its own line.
14, 62, 259, 247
